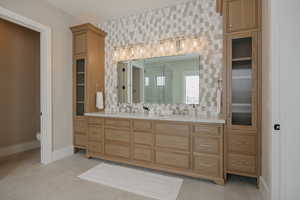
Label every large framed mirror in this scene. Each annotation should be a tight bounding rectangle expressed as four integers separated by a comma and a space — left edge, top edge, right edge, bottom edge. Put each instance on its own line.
117, 54, 200, 104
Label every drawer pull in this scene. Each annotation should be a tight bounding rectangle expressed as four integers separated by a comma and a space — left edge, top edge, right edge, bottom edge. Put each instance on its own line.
199, 144, 213, 147
198, 163, 214, 168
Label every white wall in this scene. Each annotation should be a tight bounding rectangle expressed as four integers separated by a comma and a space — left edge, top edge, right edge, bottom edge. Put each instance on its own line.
277, 0, 300, 199
0, 0, 77, 151
265, 0, 300, 199
261, 0, 272, 198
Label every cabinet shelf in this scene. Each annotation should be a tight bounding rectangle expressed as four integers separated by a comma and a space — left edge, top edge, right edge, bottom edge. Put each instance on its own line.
232, 103, 251, 114
232, 57, 252, 62
232, 75, 251, 80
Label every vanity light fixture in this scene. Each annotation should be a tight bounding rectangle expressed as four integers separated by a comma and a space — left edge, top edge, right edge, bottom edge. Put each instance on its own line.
113, 35, 205, 62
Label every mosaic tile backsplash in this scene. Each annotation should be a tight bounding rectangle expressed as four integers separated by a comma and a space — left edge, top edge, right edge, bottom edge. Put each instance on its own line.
99, 0, 223, 115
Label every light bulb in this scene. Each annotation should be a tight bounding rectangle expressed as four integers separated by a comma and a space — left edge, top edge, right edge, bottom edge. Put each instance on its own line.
170, 42, 175, 51
181, 40, 185, 50
131, 49, 134, 56
193, 40, 198, 47
114, 51, 118, 58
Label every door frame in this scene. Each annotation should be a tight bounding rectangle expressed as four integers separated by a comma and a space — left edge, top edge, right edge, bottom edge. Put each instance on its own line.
0, 6, 53, 164
269, 0, 286, 199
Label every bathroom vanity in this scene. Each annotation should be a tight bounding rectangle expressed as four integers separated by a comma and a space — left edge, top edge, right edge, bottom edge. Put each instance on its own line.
83, 112, 225, 185
72, 0, 262, 184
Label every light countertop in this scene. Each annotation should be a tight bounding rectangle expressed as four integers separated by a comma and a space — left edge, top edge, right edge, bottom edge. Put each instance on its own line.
85, 112, 225, 124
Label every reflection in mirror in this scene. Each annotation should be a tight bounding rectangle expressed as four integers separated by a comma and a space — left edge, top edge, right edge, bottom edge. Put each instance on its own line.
117, 54, 200, 104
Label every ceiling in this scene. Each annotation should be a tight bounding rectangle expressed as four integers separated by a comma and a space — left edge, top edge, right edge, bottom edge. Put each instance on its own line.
46, 0, 190, 24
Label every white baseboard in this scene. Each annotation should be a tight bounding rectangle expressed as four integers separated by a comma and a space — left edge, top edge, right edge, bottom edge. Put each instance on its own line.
260, 176, 270, 200
52, 145, 74, 162
0, 140, 40, 158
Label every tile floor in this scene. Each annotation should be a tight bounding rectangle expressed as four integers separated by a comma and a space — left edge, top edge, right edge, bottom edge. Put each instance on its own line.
0, 149, 263, 200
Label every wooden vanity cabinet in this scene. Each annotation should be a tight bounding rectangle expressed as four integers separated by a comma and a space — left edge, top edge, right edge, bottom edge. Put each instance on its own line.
223, 0, 261, 33
71, 24, 106, 150
219, 0, 262, 184
86, 117, 225, 185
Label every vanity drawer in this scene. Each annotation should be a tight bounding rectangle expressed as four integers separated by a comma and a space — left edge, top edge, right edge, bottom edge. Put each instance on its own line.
105, 129, 130, 143
228, 134, 256, 155
88, 117, 104, 126
156, 134, 189, 151
155, 123, 189, 136
105, 118, 130, 128
156, 151, 189, 169
193, 136, 220, 154
134, 132, 154, 146
193, 154, 220, 177
74, 118, 88, 133
228, 153, 256, 174
133, 120, 152, 132
105, 143, 130, 158
88, 126, 103, 141
193, 125, 221, 137
74, 134, 87, 147
133, 146, 153, 162
88, 141, 102, 153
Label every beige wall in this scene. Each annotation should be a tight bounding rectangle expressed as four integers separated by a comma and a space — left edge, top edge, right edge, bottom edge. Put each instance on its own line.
0, 18, 40, 148
0, 0, 77, 151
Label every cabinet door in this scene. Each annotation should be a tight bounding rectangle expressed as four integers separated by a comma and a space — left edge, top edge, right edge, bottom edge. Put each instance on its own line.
226, 0, 259, 33
73, 33, 87, 55
73, 56, 87, 116
227, 32, 258, 131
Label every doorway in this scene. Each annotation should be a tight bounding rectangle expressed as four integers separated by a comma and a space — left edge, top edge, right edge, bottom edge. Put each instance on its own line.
0, 6, 52, 164
0, 18, 41, 162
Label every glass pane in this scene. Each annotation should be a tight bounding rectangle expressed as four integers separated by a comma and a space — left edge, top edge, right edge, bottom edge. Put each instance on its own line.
76, 86, 84, 102
156, 76, 166, 87
232, 38, 252, 59
144, 77, 149, 86
231, 37, 252, 126
76, 59, 85, 72
76, 59, 85, 116
185, 75, 199, 104
76, 73, 84, 85
76, 103, 84, 116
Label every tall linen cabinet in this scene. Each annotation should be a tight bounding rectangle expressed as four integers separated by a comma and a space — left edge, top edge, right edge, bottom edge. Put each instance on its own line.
71, 23, 107, 151
218, 0, 262, 184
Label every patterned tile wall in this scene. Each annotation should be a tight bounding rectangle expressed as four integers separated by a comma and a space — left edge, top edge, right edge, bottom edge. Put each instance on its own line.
99, 0, 223, 115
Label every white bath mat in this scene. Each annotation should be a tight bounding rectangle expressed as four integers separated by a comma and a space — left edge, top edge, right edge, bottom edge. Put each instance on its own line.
78, 163, 183, 200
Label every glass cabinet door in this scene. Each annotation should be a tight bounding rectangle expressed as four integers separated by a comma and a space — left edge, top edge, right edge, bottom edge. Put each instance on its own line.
75, 58, 85, 116
228, 33, 257, 129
